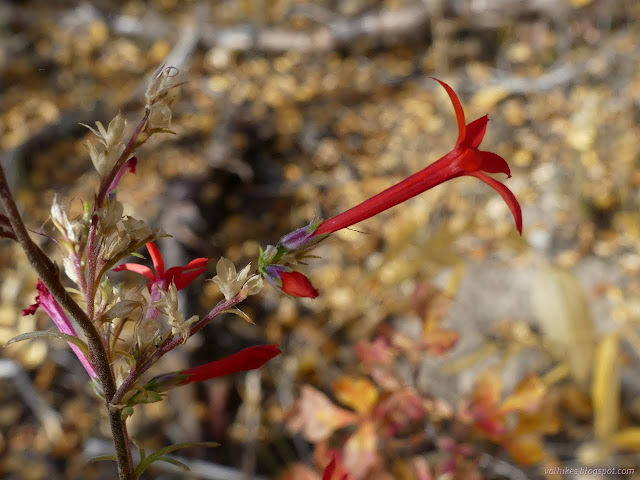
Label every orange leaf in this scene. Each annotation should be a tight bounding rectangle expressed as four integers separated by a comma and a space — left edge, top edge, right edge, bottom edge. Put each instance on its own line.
286, 386, 359, 442
500, 375, 546, 414
472, 369, 503, 409
334, 377, 379, 415
504, 435, 546, 465
420, 328, 459, 355
343, 421, 379, 479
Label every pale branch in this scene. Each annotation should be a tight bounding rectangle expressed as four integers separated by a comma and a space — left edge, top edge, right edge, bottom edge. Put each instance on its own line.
111, 0, 564, 53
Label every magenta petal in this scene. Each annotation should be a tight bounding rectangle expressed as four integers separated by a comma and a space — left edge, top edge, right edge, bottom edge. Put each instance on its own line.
35, 281, 97, 378
21, 301, 40, 316
106, 157, 137, 195
468, 171, 522, 234
477, 151, 511, 177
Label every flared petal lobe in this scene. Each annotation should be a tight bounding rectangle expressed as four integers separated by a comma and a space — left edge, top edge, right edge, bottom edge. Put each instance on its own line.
477, 151, 511, 177
114, 243, 208, 291
468, 171, 522, 234
164, 257, 209, 290
113, 263, 155, 282
464, 115, 489, 148
146, 241, 165, 278
430, 77, 466, 145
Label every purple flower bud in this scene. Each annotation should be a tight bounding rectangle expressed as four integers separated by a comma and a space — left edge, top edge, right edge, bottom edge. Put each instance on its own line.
277, 221, 321, 251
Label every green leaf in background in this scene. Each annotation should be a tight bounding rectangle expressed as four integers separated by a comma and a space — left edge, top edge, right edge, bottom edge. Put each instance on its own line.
133, 442, 219, 479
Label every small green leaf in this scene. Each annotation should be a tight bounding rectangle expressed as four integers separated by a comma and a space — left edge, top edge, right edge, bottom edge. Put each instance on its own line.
126, 389, 166, 407
5, 331, 90, 357
222, 307, 254, 324
150, 441, 220, 456
131, 252, 146, 259
132, 438, 146, 461
121, 407, 134, 420
65, 287, 84, 296
133, 442, 219, 479
114, 350, 137, 366
89, 455, 117, 463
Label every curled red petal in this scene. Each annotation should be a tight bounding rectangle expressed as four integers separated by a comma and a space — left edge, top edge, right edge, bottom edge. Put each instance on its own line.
145, 242, 165, 278
171, 267, 208, 290
127, 157, 137, 173
279, 271, 319, 298
113, 263, 155, 282
430, 77, 466, 145
182, 257, 209, 270
181, 345, 281, 383
464, 115, 489, 148
477, 151, 511, 177
468, 171, 522, 235
322, 457, 337, 480
21, 301, 40, 316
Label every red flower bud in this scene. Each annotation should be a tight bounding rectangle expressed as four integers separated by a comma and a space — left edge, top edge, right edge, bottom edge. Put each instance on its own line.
264, 266, 319, 298
180, 345, 281, 384
280, 271, 319, 298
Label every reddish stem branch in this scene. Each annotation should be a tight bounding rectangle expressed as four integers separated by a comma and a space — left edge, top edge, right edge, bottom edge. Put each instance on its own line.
0, 163, 133, 480
95, 110, 150, 209
111, 292, 245, 405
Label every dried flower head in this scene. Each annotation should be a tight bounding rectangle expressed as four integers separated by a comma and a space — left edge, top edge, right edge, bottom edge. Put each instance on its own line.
210, 257, 253, 300
152, 282, 199, 342
82, 113, 128, 179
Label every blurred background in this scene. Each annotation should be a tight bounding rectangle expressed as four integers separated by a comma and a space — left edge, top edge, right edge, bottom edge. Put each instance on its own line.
1, 0, 639, 478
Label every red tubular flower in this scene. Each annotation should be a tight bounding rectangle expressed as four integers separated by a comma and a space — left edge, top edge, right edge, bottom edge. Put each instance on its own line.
312, 78, 522, 237
179, 345, 281, 384
114, 242, 208, 291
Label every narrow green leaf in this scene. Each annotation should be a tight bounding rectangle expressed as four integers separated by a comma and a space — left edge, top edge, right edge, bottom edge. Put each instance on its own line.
134, 442, 219, 478
65, 287, 84, 296
156, 456, 190, 471
149, 441, 220, 457
113, 350, 137, 366
5, 331, 90, 357
89, 455, 117, 463
131, 252, 146, 259
132, 438, 146, 461
222, 307, 254, 324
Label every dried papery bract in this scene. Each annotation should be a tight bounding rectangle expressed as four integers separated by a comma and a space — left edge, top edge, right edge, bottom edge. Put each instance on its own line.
3, 63, 278, 480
